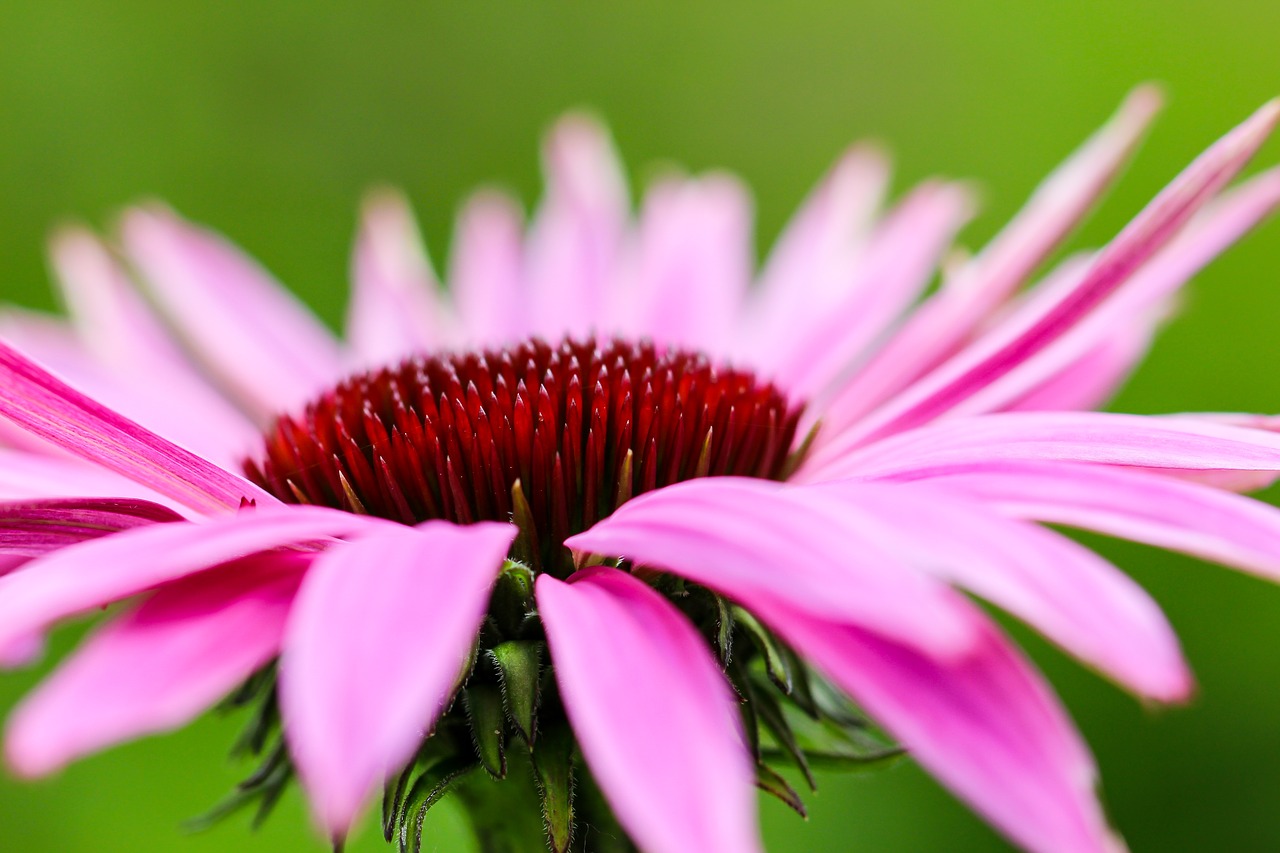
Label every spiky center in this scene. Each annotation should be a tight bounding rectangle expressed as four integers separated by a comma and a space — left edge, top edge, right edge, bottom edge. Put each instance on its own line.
244, 336, 802, 571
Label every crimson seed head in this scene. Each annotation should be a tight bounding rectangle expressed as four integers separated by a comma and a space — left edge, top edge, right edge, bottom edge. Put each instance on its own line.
245, 336, 802, 572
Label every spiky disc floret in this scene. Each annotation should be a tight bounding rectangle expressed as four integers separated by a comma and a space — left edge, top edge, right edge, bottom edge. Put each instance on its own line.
244, 337, 802, 571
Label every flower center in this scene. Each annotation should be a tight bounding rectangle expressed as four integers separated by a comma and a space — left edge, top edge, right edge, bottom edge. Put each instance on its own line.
244, 336, 802, 571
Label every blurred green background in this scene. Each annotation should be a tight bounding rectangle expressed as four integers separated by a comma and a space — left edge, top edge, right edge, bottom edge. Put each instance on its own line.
1, 1, 1280, 850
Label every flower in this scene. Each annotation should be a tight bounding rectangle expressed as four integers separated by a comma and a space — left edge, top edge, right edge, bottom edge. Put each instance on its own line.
2, 87, 1280, 853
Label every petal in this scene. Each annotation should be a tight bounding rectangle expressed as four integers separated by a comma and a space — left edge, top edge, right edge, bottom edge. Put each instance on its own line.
823, 99, 1278, 451
279, 520, 515, 836
808, 411, 1280, 484
955, 166, 1280, 417
565, 477, 977, 657
449, 190, 528, 346
741, 144, 890, 358
5, 551, 307, 777
0, 505, 389, 663
613, 173, 753, 354
913, 459, 1280, 581
49, 226, 262, 463
817, 88, 1163, 439
347, 189, 446, 367
0, 448, 187, 508
754, 600, 1119, 853
1003, 314, 1158, 412
120, 206, 343, 418
0, 339, 274, 514
771, 180, 975, 402
537, 567, 762, 853
0, 497, 184, 556
799, 481, 1188, 700
526, 114, 629, 339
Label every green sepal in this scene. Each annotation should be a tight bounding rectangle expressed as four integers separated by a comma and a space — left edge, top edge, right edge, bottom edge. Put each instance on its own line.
396, 755, 479, 853
464, 684, 509, 779
489, 640, 544, 745
185, 739, 292, 833
755, 762, 808, 819
490, 561, 536, 640
728, 657, 762, 761
532, 724, 576, 853
767, 701, 902, 771
781, 646, 820, 719
715, 596, 736, 665
734, 606, 793, 694
752, 687, 816, 791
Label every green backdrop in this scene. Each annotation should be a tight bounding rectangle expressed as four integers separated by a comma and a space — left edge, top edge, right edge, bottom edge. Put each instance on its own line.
1, 1, 1279, 850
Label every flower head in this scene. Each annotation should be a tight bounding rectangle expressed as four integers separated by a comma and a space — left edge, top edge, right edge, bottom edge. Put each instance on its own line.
3, 88, 1280, 853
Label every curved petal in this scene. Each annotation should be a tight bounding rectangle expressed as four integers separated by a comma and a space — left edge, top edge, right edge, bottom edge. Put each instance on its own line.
49, 227, 260, 462
808, 412, 1280, 483
799, 481, 1188, 700
754, 597, 1120, 853
5, 551, 307, 777
347, 189, 446, 366
741, 144, 889, 361
816, 86, 1163, 438
526, 114, 628, 340
0, 339, 274, 514
449, 190, 528, 346
912, 459, 1280, 581
120, 206, 343, 418
537, 567, 762, 853
0, 448, 186, 509
0, 505, 389, 664
613, 173, 753, 354
279, 520, 515, 836
818, 97, 1278, 456
956, 166, 1280, 418
564, 477, 977, 658
773, 180, 974, 403
1004, 314, 1158, 412
0, 497, 183, 556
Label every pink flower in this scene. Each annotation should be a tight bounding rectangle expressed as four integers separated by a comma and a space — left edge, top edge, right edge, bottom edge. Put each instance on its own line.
2, 88, 1280, 853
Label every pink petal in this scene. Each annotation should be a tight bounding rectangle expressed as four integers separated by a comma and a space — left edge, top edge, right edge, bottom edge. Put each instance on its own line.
0, 505, 389, 663
347, 189, 447, 367
5, 551, 307, 777
565, 477, 977, 658
956, 166, 1280, 417
49, 227, 262, 463
612, 173, 753, 354
0, 448, 183, 508
537, 567, 762, 853
526, 114, 628, 339
280, 520, 515, 836
817, 88, 1162, 440
800, 481, 1188, 700
808, 411, 1280, 484
772, 180, 975, 403
449, 189, 528, 346
741, 144, 889, 360
1004, 315, 1158, 412
754, 599, 1120, 853
820, 99, 1278, 453
0, 339, 274, 515
914, 459, 1280, 581
0, 497, 183, 556
120, 206, 343, 418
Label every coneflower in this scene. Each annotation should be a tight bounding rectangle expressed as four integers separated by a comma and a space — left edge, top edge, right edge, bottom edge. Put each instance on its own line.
2, 89, 1280, 853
